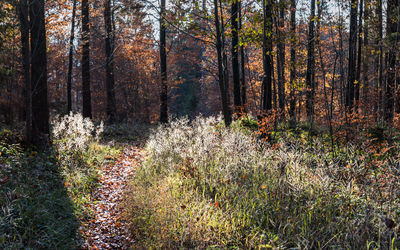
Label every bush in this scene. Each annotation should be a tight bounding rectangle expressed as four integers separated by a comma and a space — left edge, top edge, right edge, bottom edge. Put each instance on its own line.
125, 116, 400, 249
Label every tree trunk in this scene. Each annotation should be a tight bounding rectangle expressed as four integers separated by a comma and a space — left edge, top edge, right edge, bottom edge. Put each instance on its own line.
239, 0, 246, 109
276, 0, 285, 114
82, 0, 92, 118
231, 0, 241, 111
262, 0, 273, 112
376, 0, 383, 116
214, 0, 232, 126
362, 0, 369, 110
305, 0, 316, 119
67, 0, 77, 112
346, 0, 358, 110
355, 0, 363, 108
29, 0, 49, 144
384, 0, 398, 121
104, 0, 117, 122
19, 0, 31, 143
160, 0, 168, 123
289, 0, 296, 119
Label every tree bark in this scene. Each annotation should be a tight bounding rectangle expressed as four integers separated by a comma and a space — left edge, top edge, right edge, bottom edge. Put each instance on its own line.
160, 0, 168, 123
104, 0, 117, 122
346, 0, 358, 110
276, 0, 285, 114
231, 0, 241, 111
384, 0, 398, 121
355, 0, 363, 108
262, 0, 273, 112
67, 0, 77, 112
214, 0, 232, 126
82, 0, 92, 118
19, 0, 31, 143
239, 0, 246, 109
289, 0, 296, 119
305, 0, 316, 119
29, 0, 49, 144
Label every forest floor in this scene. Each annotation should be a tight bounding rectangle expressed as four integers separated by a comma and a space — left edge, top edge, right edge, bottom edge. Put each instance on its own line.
82, 142, 145, 249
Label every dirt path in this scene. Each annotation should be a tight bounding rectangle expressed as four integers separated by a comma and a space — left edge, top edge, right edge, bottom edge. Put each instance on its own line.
82, 143, 144, 249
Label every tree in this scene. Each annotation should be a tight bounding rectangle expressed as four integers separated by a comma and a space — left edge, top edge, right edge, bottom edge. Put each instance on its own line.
288, 0, 296, 118
30, 0, 49, 143
276, 0, 286, 114
214, 0, 232, 125
82, 0, 92, 118
104, 0, 117, 122
239, 0, 246, 108
262, 0, 273, 112
231, 0, 241, 110
160, 0, 168, 123
384, 0, 399, 121
355, 0, 363, 107
67, 0, 77, 112
305, 0, 316, 119
19, 0, 31, 142
346, 0, 358, 110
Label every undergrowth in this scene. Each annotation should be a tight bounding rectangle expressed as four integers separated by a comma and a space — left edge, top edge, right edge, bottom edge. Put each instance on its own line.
125, 115, 400, 249
0, 113, 120, 248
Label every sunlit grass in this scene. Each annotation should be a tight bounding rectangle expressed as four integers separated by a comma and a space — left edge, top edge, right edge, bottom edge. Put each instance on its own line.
124, 116, 400, 249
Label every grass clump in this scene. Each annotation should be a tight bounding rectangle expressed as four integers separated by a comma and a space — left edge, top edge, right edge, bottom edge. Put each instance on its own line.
125, 116, 400, 249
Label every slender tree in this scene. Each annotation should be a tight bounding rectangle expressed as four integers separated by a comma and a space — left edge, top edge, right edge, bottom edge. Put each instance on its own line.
346, 0, 358, 110
305, 0, 316, 118
262, 0, 273, 112
231, 0, 241, 110
239, 0, 246, 108
29, 0, 49, 143
160, 0, 168, 123
19, 0, 31, 142
355, 0, 363, 107
289, 0, 296, 118
67, 0, 77, 112
82, 0, 92, 118
276, 0, 286, 114
384, 0, 399, 121
214, 0, 232, 125
104, 0, 117, 122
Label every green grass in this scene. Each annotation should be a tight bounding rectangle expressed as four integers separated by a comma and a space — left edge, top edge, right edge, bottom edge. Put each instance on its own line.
0, 127, 120, 248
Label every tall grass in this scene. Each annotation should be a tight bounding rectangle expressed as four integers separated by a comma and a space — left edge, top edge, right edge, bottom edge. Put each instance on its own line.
125, 116, 400, 249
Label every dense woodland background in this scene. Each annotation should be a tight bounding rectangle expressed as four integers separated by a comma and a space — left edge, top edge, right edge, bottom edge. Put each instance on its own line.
0, 0, 399, 143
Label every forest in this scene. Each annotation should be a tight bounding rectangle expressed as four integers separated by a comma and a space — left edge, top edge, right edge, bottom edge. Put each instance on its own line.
0, 0, 400, 248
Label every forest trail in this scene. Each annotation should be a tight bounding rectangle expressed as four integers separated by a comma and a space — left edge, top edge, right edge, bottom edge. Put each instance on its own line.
82, 143, 145, 249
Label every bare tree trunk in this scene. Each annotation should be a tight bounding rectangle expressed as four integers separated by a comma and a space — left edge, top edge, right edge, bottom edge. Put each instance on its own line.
30, 0, 49, 144
276, 0, 285, 114
104, 0, 117, 122
239, 0, 246, 109
82, 0, 92, 118
305, 0, 316, 119
289, 0, 296, 119
67, 0, 77, 112
384, 0, 398, 121
160, 0, 168, 123
346, 0, 358, 110
262, 0, 273, 112
214, 0, 232, 125
376, 0, 383, 117
19, 0, 31, 143
362, 0, 369, 111
355, 0, 363, 109
231, 0, 241, 111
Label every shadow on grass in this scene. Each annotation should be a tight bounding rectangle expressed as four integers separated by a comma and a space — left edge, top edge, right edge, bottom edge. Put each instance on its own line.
0, 145, 80, 248
101, 122, 157, 144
